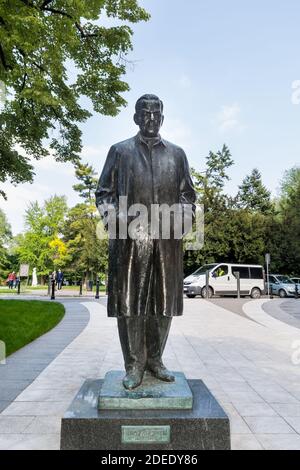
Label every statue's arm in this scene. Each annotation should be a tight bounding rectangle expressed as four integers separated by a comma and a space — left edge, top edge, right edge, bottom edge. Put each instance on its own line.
95, 145, 119, 228
179, 150, 196, 207
179, 150, 197, 236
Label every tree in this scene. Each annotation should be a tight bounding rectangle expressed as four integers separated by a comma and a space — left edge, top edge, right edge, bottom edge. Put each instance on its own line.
205, 144, 234, 190
269, 168, 300, 274
184, 145, 234, 273
49, 237, 70, 269
184, 148, 278, 274
63, 203, 108, 280
0, 0, 150, 197
227, 209, 268, 265
0, 208, 12, 279
14, 195, 68, 278
280, 166, 300, 199
237, 168, 273, 214
64, 162, 107, 281
73, 161, 98, 209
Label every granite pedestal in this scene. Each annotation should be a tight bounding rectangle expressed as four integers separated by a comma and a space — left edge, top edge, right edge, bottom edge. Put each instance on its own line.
99, 371, 193, 410
60, 371, 231, 450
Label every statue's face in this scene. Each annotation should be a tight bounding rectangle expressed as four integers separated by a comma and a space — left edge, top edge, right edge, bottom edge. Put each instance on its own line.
134, 100, 164, 138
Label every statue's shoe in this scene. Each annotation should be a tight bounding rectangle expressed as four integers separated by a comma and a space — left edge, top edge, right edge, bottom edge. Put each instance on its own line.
147, 363, 175, 382
123, 369, 144, 390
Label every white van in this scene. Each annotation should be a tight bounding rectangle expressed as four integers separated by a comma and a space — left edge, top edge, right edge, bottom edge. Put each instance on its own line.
184, 263, 265, 299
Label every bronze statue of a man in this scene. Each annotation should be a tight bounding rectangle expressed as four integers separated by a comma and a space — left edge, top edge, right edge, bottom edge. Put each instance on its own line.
96, 94, 196, 390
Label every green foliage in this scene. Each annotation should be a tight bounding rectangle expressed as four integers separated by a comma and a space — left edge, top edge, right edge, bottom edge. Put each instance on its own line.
280, 166, 300, 200
65, 162, 108, 278
0, 0, 150, 196
205, 144, 234, 190
73, 161, 98, 205
2, 144, 299, 280
186, 147, 277, 275
186, 146, 234, 272
0, 208, 12, 279
237, 168, 273, 214
226, 209, 268, 264
268, 172, 300, 274
63, 203, 108, 277
14, 195, 69, 273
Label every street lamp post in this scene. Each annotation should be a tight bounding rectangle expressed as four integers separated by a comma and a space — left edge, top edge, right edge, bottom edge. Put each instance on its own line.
95, 278, 100, 299
51, 279, 55, 300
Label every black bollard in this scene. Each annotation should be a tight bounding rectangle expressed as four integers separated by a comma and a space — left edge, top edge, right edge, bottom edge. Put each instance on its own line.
79, 280, 83, 296
17, 279, 21, 295
233, 272, 240, 299
205, 270, 210, 299
51, 279, 55, 300
295, 283, 299, 299
270, 285, 273, 299
95, 278, 100, 299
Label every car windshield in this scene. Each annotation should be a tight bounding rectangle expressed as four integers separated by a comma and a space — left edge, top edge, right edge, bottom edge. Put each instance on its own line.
276, 276, 295, 284
192, 264, 218, 276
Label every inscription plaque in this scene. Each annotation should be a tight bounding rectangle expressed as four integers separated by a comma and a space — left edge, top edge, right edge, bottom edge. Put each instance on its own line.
121, 425, 171, 444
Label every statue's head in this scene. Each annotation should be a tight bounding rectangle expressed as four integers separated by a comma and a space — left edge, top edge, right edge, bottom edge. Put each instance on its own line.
134, 94, 164, 138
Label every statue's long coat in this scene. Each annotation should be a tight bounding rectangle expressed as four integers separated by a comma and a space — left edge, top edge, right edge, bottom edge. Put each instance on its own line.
95, 133, 196, 318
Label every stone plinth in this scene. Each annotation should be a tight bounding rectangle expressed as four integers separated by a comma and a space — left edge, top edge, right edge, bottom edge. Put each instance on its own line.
99, 371, 193, 410
60, 374, 231, 450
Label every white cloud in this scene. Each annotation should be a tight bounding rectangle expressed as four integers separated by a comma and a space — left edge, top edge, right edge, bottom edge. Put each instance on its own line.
216, 103, 245, 133
34, 156, 75, 176
0, 144, 112, 235
81, 144, 108, 161
0, 182, 53, 235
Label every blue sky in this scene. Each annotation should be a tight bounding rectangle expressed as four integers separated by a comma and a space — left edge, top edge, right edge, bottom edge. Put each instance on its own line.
1, 0, 300, 234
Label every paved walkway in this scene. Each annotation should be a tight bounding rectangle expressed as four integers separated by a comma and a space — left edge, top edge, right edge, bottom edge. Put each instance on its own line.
263, 299, 300, 329
0, 300, 89, 413
1, 298, 300, 450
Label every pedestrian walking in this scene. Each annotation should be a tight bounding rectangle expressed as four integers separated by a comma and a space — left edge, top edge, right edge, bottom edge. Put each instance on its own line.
56, 269, 64, 290
7, 271, 16, 289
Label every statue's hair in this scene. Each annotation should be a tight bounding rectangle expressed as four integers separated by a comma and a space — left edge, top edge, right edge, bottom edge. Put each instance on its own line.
135, 94, 163, 114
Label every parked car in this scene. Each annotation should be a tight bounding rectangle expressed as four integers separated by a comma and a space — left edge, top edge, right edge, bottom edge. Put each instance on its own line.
184, 263, 265, 299
290, 277, 300, 288
266, 274, 296, 298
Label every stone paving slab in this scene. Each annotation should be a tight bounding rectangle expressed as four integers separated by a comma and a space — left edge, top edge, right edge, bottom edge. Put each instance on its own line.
1, 298, 300, 449
0, 300, 89, 412
263, 299, 300, 329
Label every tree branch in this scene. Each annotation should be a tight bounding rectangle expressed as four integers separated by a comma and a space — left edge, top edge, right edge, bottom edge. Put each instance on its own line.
75, 22, 99, 38
20, 72, 28, 91
43, 7, 99, 38
40, 0, 55, 8
19, 0, 35, 6
43, 7, 73, 20
0, 43, 11, 70
32, 60, 47, 73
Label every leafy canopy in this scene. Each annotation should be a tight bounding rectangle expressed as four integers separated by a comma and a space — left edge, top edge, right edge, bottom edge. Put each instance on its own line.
0, 0, 149, 197
15, 195, 68, 273
0, 207, 11, 277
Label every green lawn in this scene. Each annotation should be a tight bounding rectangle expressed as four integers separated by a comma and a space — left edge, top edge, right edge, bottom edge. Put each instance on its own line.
0, 300, 65, 356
